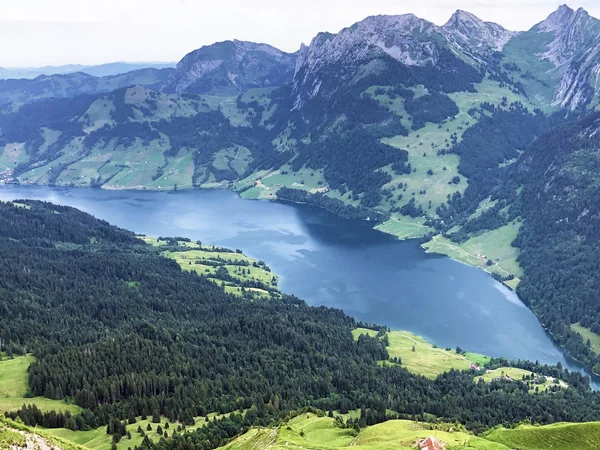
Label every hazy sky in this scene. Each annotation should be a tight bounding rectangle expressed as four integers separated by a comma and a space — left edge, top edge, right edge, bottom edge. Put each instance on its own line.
1, 0, 599, 67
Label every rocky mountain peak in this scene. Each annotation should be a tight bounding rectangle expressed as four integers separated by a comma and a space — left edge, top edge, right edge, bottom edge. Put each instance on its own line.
535, 5, 598, 66
442, 9, 517, 56
528, 5, 600, 109
162, 40, 296, 95
538, 4, 580, 32
292, 14, 443, 109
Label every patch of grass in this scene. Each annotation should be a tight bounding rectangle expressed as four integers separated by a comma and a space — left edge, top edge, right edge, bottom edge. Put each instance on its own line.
0, 355, 33, 400
212, 145, 253, 176
464, 352, 491, 368
484, 421, 600, 450
0, 355, 82, 414
0, 425, 26, 447
219, 413, 510, 450
48, 413, 229, 450
201, 95, 251, 126
352, 328, 488, 379
422, 221, 522, 289
0, 143, 28, 173
476, 367, 566, 393
141, 237, 278, 297
375, 216, 433, 240
236, 166, 328, 201
2, 417, 87, 450
571, 323, 600, 355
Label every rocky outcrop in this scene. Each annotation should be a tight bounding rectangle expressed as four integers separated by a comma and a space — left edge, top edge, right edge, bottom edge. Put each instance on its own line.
162, 40, 296, 95
534, 5, 600, 108
291, 14, 445, 108
442, 10, 518, 61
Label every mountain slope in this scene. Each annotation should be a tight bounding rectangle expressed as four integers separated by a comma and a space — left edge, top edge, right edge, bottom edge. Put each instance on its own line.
1, 200, 600, 450
511, 111, 600, 371
0, 85, 281, 189
502, 4, 600, 109
441, 10, 517, 62
162, 40, 297, 95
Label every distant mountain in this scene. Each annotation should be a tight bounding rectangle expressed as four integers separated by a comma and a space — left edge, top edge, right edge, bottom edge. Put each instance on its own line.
0, 64, 86, 79
0, 68, 174, 105
0, 62, 176, 80
162, 40, 297, 95
79, 62, 176, 77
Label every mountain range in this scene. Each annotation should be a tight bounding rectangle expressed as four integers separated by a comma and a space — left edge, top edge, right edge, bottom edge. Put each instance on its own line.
0, 61, 176, 79
1, 4, 600, 370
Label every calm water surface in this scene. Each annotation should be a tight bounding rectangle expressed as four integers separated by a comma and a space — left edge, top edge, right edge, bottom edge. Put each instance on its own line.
1, 186, 596, 385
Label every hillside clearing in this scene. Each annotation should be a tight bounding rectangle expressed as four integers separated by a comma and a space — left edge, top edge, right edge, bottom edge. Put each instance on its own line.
0, 355, 82, 415
218, 413, 510, 450
476, 367, 568, 393
141, 236, 278, 297
352, 328, 490, 379
571, 323, 600, 355
421, 221, 522, 289
484, 422, 600, 450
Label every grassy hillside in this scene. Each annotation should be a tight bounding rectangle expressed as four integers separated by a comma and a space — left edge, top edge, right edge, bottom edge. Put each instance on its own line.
142, 236, 279, 297
484, 422, 600, 450
218, 413, 511, 450
571, 323, 600, 355
219, 413, 600, 450
422, 221, 522, 289
0, 418, 85, 450
47, 412, 238, 450
476, 367, 568, 393
352, 328, 490, 379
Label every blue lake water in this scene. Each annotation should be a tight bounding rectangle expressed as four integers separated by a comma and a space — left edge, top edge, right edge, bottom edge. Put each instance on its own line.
1, 185, 596, 386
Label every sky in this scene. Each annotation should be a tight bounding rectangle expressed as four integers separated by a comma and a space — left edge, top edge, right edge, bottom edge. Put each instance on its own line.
1, 0, 599, 67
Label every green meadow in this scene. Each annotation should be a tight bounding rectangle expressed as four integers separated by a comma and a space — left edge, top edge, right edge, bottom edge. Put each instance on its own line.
571, 323, 600, 355
352, 328, 490, 379
483, 422, 600, 450
421, 221, 522, 289
218, 412, 510, 450
476, 367, 567, 393
142, 236, 278, 297
0, 355, 82, 415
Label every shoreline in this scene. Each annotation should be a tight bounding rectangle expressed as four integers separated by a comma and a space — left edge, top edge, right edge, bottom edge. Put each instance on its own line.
3, 181, 597, 380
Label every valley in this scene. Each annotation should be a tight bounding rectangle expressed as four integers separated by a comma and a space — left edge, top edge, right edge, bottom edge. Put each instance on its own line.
3, 3, 600, 449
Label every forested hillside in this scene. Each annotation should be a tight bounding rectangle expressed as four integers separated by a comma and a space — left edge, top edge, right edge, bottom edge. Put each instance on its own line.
2, 5, 600, 373
3, 201, 600, 450
510, 112, 600, 371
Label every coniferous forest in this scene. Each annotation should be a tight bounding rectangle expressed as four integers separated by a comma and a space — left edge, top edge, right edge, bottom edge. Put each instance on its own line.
2, 200, 600, 450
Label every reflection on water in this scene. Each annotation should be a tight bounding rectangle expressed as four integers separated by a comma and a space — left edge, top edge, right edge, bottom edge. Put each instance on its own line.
1, 185, 597, 388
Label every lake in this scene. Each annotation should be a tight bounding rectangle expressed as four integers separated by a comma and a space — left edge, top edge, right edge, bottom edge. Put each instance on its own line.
1, 185, 595, 384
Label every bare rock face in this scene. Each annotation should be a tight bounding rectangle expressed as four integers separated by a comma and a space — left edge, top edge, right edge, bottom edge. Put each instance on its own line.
163, 40, 296, 95
441, 10, 518, 61
535, 5, 600, 108
292, 14, 444, 109
291, 10, 517, 110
